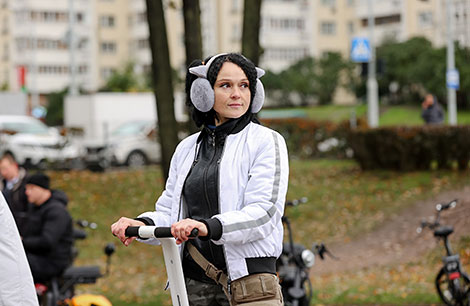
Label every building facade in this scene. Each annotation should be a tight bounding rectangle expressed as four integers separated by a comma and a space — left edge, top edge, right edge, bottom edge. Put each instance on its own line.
0, 0, 468, 105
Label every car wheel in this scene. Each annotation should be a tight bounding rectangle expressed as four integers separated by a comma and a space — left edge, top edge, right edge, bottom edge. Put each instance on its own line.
126, 151, 147, 168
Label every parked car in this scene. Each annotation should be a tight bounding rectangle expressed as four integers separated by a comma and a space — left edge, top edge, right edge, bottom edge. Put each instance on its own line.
0, 115, 85, 169
85, 120, 161, 170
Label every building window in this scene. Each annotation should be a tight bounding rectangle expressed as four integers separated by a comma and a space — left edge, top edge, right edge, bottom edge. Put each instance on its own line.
268, 18, 305, 31
99, 15, 115, 27
320, 21, 336, 35
101, 67, 115, 79
231, 0, 240, 12
321, 0, 336, 6
137, 11, 147, 24
264, 47, 309, 61
137, 38, 148, 50
347, 21, 355, 34
347, 0, 354, 6
231, 23, 241, 42
100, 41, 117, 53
418, 11, 433, 28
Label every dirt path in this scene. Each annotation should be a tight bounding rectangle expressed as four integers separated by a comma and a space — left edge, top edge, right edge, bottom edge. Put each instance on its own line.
313, 187, 470, 275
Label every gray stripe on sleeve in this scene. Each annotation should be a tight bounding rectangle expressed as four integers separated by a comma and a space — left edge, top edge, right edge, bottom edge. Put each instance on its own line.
224, 132, 282, 233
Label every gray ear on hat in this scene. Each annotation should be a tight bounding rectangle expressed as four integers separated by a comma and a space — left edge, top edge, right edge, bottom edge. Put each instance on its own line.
190, 78, 214, 112
251, 79, 265, 113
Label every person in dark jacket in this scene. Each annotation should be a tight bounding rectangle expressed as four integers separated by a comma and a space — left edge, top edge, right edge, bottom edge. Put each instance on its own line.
0, 153, 29, 235
421, 94, 444, 124
23, 172, 73, 283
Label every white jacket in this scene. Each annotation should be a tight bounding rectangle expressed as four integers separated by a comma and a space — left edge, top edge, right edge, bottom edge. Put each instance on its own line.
139, 122, 289, 281
0, 194, 39, 306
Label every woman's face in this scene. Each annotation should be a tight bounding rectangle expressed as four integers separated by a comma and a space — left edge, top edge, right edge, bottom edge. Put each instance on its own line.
213, 62, 251, 126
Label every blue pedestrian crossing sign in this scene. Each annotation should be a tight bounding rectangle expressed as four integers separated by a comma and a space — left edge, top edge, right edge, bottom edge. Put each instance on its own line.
351, 37, 371, 63
446, 69, 459, 89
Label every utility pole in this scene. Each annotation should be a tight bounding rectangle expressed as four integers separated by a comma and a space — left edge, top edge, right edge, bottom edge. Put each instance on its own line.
367, 0, 379, 128
30, 20, 39, 109
446, 0, 457, 125
68, 0, 78, 96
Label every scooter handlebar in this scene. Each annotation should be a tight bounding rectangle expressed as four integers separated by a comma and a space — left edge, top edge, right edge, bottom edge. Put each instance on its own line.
125, 226, 199, 239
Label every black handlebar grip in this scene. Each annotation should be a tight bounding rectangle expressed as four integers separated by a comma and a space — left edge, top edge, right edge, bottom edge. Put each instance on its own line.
125, 226, 140, 237
154, 227, 173, 238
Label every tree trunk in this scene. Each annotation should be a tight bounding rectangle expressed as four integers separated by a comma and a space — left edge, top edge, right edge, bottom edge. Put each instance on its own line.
182, 0, 203, 133
241, 0, 263, 65
183, 0, 203, 68
145, 0, 179, 181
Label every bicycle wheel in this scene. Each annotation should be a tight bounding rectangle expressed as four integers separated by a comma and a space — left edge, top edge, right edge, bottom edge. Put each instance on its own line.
435, 267, 470, 306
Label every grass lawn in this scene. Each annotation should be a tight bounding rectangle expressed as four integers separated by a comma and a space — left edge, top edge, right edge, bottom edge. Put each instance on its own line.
260, 104, 470, 126
47, 159, 470, 305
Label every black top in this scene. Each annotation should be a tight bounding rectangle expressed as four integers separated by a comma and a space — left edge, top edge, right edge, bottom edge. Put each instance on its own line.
182, 115, 251, 283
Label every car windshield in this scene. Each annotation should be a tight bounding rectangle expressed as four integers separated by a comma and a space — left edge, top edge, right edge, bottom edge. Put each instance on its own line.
2, 121, 50, 134
111, 121, 151, 137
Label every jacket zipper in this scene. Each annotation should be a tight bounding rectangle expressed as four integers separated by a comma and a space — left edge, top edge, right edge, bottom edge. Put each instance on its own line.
217, 135, 232, 294
204, 130, 218, 261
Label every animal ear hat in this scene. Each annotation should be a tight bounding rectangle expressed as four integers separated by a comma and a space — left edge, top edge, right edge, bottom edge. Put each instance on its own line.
188, 53, 266, 113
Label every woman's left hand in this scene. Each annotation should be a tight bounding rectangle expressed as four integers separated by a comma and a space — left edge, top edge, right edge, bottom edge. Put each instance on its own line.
171, 219, 208, 245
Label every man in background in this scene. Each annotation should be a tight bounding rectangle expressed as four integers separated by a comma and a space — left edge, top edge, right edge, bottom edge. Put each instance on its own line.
421, 94, 444, 125
0, 153, 29, 235
22, 172, 73, 283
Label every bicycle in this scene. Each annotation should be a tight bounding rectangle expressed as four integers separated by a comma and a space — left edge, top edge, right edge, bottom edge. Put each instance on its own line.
417, 199, 470, 306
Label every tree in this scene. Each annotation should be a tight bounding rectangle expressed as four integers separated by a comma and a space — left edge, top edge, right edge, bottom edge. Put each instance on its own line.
45, 88, 68, 126
376, 37, 470, 109
262, 54, 351, 106
241, 0, 262, 65
315, 52, 350, 105
99, 62, 145, 92
182, 0, 203, 68
182, 0, 203, 133
146, 0, 179, 181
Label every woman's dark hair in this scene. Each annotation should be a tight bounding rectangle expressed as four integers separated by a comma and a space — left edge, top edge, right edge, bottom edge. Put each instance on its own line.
185, 53, 259, 128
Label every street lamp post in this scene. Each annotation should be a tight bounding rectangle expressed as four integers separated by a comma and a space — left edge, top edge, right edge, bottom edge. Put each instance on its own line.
446, 0, 457, 125
68, 0, 78, 96
367, 0, 379, 128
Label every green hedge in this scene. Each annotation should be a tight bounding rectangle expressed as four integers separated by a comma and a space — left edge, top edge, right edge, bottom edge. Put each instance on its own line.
262, 117, 470, 171
348, 126, 470, 171
261, 118, 367, 159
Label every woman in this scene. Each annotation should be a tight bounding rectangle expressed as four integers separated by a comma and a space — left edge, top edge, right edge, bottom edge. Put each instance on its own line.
111, 53, 289, 306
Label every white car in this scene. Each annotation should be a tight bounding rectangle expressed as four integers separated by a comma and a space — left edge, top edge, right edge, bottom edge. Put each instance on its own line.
100, 120, 161, 168
0, 115, 84, 169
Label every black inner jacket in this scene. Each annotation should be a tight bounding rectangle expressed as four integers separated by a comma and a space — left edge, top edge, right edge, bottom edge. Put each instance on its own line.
182, 114, 252, 284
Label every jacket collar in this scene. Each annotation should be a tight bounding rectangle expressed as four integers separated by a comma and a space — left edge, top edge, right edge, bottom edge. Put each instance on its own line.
197, 113, 253, 143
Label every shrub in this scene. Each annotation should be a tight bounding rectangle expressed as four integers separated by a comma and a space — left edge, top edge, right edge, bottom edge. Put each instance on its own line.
261, 117, 367, 159
348, 125, 470, 171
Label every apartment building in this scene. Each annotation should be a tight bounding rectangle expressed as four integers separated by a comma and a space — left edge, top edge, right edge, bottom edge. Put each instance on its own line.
3, 0, 93, 99
311, 0, 358, 58
128, 0, 186, 77
355, 0, 470, 48
1, 0, 468, 103
94, 0, 130, 86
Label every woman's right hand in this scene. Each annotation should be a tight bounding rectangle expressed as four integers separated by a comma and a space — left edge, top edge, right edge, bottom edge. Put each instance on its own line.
111, 217, 145, 246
